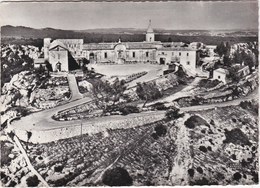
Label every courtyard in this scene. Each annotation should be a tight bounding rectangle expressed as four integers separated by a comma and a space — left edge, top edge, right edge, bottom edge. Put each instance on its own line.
86, 63, 165, 77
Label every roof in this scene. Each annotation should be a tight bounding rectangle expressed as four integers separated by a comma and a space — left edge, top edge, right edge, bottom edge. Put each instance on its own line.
238, 65, 249, 72
83, 42, 158, 50
49, 40, 68, 50
57, 39, 83, 45
127, 42, 157, 49
214, 68, 229, 74
83, 43, 115, 50
147, 20, 154, 33
158, 46, 196, 51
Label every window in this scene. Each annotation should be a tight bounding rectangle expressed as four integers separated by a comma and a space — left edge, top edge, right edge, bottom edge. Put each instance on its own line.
172, 52, 174, 56
218, 76, 221, 79
133, 52, 135, 58
179, 52, 181, 56
104, 52, 107, 58
146, 52, 149, 57
187, 61, 190, 65
187, 53, 189, 56
162, 52, 165, 55
58, 54, 60, 59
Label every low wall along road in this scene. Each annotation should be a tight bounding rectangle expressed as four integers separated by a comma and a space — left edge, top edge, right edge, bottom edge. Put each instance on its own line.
11, 111, 165, 144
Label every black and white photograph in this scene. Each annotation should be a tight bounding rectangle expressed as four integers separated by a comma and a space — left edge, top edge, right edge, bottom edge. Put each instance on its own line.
0, 0, 259, 187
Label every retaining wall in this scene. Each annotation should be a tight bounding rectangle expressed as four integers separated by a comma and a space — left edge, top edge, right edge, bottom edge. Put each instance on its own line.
12, 112, 165, 144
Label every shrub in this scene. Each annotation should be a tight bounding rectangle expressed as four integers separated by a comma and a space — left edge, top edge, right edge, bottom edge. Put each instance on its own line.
165, 107, 183, 120
54, 165, 64, 173
198, 79, 221, 89
1, 141, 14, 166
196, 167, 203, 174
26, 175, 40, 187
154, 124, 167, 137
223, 128, 251, 146
151, 102, 168, 111
188, 169, 195, 178
199, 146, 207, 153
233, 172, 242, 181
102, 167, 133, 186
239, 100, 258, 114
119, 105, 139, 115
184, 115, 210, 129
190, 177, 218, 185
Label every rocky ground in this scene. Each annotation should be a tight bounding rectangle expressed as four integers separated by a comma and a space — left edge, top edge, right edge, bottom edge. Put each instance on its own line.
1, 71, 71, 125
6, 102, 257, 186
0, 134, 45, 187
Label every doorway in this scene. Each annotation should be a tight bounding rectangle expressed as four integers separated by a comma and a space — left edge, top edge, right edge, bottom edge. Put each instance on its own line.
160, 58, 166, 65
56, 62, 61, 72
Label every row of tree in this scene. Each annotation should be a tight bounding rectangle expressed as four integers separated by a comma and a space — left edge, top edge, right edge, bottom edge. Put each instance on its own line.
214, 41, 257, 73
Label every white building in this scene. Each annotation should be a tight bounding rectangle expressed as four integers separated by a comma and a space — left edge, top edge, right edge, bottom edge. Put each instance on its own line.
213, 68, 229, 84
43, 21, 197, 72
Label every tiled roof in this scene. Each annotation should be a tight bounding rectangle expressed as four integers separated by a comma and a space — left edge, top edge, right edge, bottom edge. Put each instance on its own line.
214, 68, 229, 74
126, 42, 157, 49
49, 40, 68, 50
83, 43, 115, 50
83, 42, 158, 50
158, 46, 196, 51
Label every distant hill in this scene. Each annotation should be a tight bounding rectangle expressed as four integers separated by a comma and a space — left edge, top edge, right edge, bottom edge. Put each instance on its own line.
1, 25, 258, 47
2, 25, 258, 39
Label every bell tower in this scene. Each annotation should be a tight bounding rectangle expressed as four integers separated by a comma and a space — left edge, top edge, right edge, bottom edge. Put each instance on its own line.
146, 20, 155, 42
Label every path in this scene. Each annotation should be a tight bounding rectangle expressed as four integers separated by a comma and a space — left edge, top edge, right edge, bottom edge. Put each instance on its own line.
144, 77, 202, 107
13, 135, 49, 187
127, 67, 163, 88
67, 73, 83, 101
170, 115, 192, 185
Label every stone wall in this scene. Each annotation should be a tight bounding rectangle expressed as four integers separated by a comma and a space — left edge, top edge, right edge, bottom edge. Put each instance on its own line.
12, 112, 165, 144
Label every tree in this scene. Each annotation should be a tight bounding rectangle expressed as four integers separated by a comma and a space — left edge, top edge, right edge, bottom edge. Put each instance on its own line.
90, 78, 126, 111
102, 167, 133, 186
136, 82, 162, 107
243, 51, 256, 73
44, 60, 53, 74
227, 66, 241, 82
223, 55, 232, 67
215, 42, 231, 57
233, 50, 243, 65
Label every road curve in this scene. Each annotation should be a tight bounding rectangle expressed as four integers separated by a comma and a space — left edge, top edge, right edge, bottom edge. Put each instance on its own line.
9, 87, 258, 132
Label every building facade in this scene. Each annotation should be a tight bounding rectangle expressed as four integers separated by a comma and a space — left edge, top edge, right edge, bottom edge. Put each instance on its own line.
43, 21, 197, 72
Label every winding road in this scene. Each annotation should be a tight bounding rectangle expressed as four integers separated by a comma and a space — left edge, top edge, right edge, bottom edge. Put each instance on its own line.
9, 86, 258, 132
9, 69, 258, 135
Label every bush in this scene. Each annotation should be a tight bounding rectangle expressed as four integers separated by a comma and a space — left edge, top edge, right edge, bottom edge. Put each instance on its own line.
119, 105, 139, 115
54, 165, 64, 172
1, 141, 13, 166
233, 172, 242, 181
151, 102, 168, 111
190, 177, 218, 185
102, 167, 133, 186
165, 107, 183, 120
154, 124, 167, 137
26, 175, 40, 187
184, 115, 210, 129
239, 100, 258, 114
104, 105, 139, 116
223, 128, 251, 146
198, 79, 221, 89
188, 169, 195, 178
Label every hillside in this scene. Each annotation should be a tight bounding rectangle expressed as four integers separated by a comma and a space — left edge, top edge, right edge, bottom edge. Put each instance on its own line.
1, 25, 258, 46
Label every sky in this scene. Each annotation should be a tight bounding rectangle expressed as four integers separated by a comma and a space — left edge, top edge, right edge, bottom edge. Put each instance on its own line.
0, 1, 258, 30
